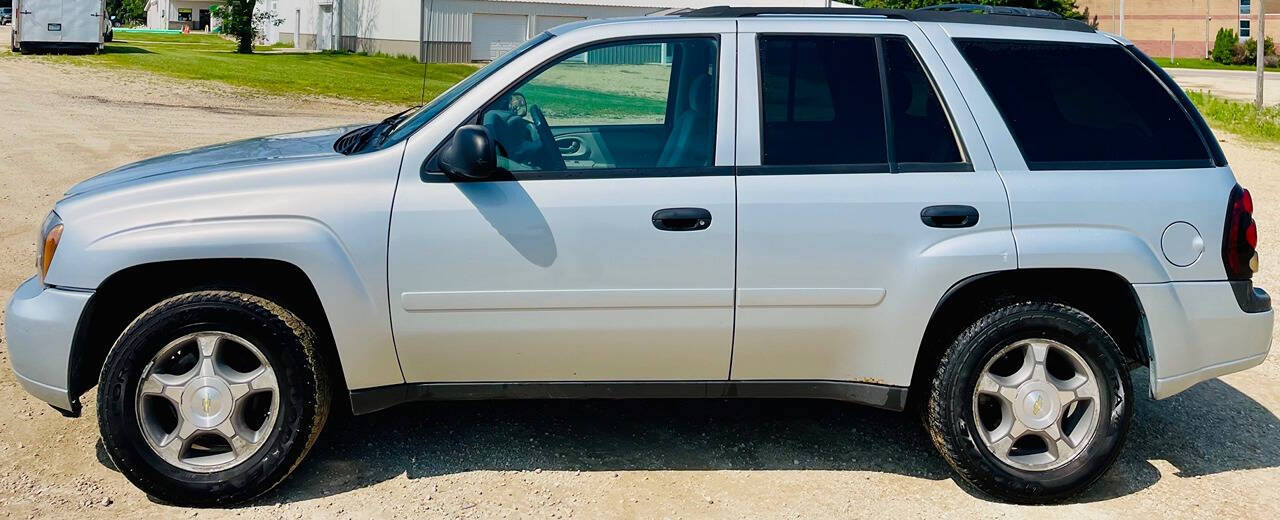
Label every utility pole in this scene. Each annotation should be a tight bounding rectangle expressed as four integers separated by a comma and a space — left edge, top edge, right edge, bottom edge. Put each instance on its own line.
1118, 0, 1125, 36
1206, 0, 1212, 59
1259, 0, 1267, 110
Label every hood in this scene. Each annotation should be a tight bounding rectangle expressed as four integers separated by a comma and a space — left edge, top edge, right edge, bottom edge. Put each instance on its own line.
64, 126, 363, 197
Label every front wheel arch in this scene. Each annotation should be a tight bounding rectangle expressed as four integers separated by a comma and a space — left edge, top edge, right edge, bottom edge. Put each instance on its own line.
67, 259, 347, 415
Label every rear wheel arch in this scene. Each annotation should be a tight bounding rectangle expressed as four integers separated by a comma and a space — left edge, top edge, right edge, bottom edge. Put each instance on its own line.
908, 268, 1149, 410
67, 259, 348, 413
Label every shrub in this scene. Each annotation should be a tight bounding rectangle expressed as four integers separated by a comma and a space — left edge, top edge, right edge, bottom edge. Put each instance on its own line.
1232, 42, 1250, 65
1245, 37, 1278, 63
1214, 27, 1238, 64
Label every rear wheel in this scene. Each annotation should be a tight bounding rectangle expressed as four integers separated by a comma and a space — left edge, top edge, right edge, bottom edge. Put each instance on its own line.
98, 291, 330, 506
926, 302, 1132, 503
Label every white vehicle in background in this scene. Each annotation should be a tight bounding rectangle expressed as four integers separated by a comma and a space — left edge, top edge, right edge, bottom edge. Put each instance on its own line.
11, 0, 106, 54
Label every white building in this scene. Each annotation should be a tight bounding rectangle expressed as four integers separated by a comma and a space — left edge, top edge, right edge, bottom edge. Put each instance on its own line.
273, 0, 852, 62
146, 0, 228, 31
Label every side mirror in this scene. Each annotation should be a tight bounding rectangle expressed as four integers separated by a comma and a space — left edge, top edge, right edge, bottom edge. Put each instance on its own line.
439, 125, 497, 180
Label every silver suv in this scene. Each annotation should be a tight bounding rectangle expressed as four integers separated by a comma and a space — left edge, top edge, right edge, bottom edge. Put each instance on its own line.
6, 7, 1273, 505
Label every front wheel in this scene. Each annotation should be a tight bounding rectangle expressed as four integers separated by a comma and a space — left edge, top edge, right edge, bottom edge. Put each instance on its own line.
98, 291, 331, 506
926, 302, 1133, 503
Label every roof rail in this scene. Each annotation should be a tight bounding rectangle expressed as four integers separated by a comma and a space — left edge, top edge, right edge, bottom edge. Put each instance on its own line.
916, 3, 1062, 19
678, 5, 1095, 34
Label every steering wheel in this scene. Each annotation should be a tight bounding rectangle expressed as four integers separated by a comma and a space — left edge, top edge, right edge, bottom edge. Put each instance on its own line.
529, 105, 566, 171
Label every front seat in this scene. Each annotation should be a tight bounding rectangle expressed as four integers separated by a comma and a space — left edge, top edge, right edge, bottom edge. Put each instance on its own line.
657, 74, 713, 168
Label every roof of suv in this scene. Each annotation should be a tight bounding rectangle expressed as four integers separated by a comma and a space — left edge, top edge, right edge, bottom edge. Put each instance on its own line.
548, 5, 1098, 39
678, 6, 1095, 33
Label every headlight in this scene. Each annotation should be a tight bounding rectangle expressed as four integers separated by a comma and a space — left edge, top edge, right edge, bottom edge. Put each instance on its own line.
37, 212, 63, 285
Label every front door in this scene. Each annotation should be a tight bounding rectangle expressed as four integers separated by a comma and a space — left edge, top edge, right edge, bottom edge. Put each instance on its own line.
730, 20, 1016, 388
388, 33, 739, 383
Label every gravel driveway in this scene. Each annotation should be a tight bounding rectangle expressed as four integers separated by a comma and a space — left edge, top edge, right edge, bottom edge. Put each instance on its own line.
2, 32, 1280, 518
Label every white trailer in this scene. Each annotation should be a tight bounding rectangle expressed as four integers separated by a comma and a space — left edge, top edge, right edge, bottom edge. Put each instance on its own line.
12, 0, 106, 54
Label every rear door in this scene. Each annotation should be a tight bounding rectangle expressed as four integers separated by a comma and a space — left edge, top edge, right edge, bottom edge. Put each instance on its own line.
730, 19, 1016, 388
18, 0, 61, 43
60, 0, 102, 45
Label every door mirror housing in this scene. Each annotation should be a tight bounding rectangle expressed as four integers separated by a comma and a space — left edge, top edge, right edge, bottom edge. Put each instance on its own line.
439, 125, 497, 180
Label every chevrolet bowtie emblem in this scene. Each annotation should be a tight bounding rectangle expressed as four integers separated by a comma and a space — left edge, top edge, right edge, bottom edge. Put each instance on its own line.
202, 396, 212, 414
1032, 396, 1043, 416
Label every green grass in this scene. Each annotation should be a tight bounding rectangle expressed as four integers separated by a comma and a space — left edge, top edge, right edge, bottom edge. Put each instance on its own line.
23, 32, 670, 120
1187, 90, 1280, 143
1153, 57, 1280, 72
43, 32, 479, 106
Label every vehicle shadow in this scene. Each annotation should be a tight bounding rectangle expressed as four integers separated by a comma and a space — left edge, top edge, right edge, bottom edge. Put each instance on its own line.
100, 45, 153, 55
95, 370, 1279, 506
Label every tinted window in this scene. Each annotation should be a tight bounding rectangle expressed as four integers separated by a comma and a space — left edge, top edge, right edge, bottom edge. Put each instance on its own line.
759, 36, 886, 166
883, 38, 964, 165
956, 39, 1212, 170
479, 38, 718, 173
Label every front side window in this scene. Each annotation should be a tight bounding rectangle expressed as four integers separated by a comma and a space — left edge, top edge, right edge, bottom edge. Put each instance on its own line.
956, 39, 1213, 170
476, 37, 719, 173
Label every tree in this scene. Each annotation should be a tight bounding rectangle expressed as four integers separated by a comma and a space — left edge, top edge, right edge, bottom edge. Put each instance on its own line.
853, 0, 1091, 21
1213, 28, 1238, 64
105, 0, 147, 25
210, 1, 281, 54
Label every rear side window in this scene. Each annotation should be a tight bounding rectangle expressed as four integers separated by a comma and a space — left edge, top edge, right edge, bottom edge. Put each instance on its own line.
757, 35, 965, 171
955, 39, 1214, 170
760, 36, 887, 166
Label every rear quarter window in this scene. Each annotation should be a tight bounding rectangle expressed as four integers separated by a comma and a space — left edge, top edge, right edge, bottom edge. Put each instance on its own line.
955, 39, 1215, 170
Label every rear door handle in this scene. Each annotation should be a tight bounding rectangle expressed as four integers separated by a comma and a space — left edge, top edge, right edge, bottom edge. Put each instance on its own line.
653, 207, 711, 232
921, 205, 979, 228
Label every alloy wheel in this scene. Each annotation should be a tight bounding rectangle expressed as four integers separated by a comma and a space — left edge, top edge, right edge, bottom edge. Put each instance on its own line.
135, 331, 280, 473
970, 338, 1102, 472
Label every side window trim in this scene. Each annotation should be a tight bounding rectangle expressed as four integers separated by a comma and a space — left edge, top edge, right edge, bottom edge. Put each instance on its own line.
421, 34, 724, 182
752, 32, 973, 174
875, 36, 899, 171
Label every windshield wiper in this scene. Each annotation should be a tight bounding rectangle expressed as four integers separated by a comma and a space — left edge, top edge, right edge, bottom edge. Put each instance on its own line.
336, 106, 420, 155
362, 106, 420, 151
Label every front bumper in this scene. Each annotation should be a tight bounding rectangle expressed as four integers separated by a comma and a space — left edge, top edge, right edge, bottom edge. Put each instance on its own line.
1134, 281, 1274, 399
5, 276, 91, 414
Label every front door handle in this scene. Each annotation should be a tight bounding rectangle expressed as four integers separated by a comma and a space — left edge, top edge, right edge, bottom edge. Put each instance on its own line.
921, 205, 979, 228
653, 207, 711, 232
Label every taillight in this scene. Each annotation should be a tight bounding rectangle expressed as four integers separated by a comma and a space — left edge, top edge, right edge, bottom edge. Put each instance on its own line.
1223, 185, 1259, 280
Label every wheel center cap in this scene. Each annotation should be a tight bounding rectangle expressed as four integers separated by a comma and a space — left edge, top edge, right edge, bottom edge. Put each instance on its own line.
181, 377, 232, 427
1025, 390, 1048, 418
1013, 383, 1060, 430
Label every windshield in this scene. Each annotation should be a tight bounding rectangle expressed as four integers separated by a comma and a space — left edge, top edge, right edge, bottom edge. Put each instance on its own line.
372, 32, 555, 150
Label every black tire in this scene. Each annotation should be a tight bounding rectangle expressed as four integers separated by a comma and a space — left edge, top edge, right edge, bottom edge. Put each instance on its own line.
98, 291, 331, 506
925, 301, 1133, 504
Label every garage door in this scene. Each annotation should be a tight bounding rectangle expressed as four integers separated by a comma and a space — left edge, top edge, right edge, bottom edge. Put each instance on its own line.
471, 13, 528, 61
535, 15, 585, 34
